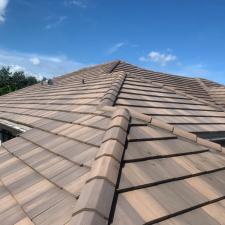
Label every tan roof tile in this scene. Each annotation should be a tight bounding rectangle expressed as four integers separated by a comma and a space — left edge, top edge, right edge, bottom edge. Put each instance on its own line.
0, 61, 225, 225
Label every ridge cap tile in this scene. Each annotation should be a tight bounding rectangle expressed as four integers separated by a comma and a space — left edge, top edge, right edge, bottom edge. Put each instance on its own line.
95, 140, 124, 162
99, 71, 127, 107
150, 117, 174, 132
70, 108, 130, 224
112, 108, 130, 120
102, 127, 127, 145
87, 156, 119, 185
197, 137, 222, 152
73, 179, 114, 219
173, 127, 197, 142
67, 211, 107, 225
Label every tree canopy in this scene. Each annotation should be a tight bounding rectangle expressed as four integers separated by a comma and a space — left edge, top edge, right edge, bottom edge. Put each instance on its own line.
0, 66, 38, 96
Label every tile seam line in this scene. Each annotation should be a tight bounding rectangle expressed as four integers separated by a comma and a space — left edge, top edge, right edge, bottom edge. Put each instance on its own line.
0, 86, 113, 96
18, 135, 93, 168
0, 102, 98, 106
120, 90, 191, 99
0, 109, 129, 133
0, 105, 112, 117
118, 97, 207, 105
99, 106, 225, 154
3, 87, 114, 96
124, 149, 209, 163
0, 116, 101, 148
1, 145, 78, 201
117, 166, 225, 193
116, 104, 222, 112
0, 178, 34, 224
0, 111, 108, 132
143, 195, 225, 225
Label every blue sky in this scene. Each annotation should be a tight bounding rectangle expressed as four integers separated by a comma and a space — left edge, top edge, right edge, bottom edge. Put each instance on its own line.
0, 0, 225, 84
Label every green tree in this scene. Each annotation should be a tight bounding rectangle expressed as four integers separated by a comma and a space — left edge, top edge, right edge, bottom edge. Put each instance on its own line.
0, 66, 38, 96
0, 67, 11, 87
27, 76, 38, 86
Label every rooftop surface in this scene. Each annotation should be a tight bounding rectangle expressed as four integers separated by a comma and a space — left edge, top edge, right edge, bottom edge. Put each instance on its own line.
0, 60, 225, 225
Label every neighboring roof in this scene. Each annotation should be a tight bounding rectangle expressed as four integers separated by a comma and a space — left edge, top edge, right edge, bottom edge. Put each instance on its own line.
0, 60, 225, 225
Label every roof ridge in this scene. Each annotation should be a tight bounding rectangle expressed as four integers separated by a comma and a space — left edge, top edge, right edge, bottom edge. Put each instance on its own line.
128, 73, 225, 112
108, 60, 121, 73
99, 105, 225, 155
55, 60, 120, 81
99, 71, 127, 107
195, 77, 223, 107
195, 77, 210, 91
68, 108, 130, 225
195, 78, 225, 110
197, 77, 225, 87
118, 61, 225, 87
118, 61, 204, 80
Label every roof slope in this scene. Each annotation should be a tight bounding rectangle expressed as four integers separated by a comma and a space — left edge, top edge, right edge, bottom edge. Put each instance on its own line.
113, 61, 225, 109
113, 61, 216, 103
114, 72, 225, 133
207, 86, 225, 108
0, 62, 122, 224
0, 60, 225, 225
111, 115, 225, 225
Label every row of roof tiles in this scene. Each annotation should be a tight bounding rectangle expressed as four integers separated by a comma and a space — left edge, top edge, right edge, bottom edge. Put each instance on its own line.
0, 60, 225, 225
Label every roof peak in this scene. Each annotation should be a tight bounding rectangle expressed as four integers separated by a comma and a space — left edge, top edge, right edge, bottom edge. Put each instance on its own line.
54, 59, 224, 87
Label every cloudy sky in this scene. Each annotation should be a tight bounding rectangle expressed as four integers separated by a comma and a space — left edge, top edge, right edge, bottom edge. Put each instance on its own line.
0, 0, 225, 84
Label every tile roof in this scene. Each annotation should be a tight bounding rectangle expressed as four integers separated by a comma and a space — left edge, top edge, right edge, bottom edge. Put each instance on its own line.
0, 60, 225, 225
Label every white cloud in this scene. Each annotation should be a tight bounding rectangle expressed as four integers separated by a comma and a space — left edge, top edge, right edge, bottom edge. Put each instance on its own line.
0, 48, 85, 78
65, 0, 87, 8
10, 64, 25, 72
7, 64, 43, 80
30, 57, 40, 65
139, 51, 177, 66
0, 0, 9, 23
45, 16, 67, 30
108, 42, 125, 54
170, 64, 210, 77
45, 57, 63, 63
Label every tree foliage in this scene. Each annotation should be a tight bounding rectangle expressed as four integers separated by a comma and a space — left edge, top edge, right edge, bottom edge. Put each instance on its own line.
0, 66, 38, 96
